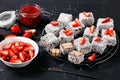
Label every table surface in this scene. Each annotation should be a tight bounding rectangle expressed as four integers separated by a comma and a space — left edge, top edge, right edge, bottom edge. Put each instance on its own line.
0, 0, 120, 80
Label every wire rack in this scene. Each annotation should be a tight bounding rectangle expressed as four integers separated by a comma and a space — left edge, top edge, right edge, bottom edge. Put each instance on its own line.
41, 28, 119, 68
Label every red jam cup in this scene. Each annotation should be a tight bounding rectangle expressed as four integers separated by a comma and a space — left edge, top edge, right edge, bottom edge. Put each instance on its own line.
20, 4, 41, 27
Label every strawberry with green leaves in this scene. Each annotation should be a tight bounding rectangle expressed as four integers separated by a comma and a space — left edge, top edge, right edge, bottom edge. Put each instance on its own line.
23, 29, 36, 38
11, 24, 22, 35
25, 29, 36, 35
23, 32, 33, 38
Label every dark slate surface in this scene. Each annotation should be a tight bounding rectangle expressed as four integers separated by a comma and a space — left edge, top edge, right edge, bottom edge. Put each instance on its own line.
0, 0, 120, 80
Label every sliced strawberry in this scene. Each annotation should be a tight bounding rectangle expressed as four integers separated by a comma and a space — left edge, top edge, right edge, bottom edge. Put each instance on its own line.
1, 41, 35, 63
22, 51, 30, 58
23, 32, 32, 38
94, 37, 101, 42
10, 55, 17, 60
1, 56, 7, 61
109, 31, 113, 37
80, 37, 86, 45
88, 53, 96, 61
8, 49, 15, 57
65, 31, 73, 36
63, 29, 73, 36
74, 18, 80, 26
102, 17, 110, 23
28, 50, 34, 58
104, 28, 114, 37
63, 29, 71, 33
19, 42, 26, 47
24, 46, 35, 51
3, 43, 12, 50
0, 50, 9, 56
10, 59, 22, 64
75, 18, 80, 25
19, 52, 25, 61
108, 28, 114, 37
2, 56, 10, 61
50, 21, 59, 26
5, 34, 16, 39
72, 18, 81, 27
25, 29, 36, 35
104, 28, 109, 35
25, 58, 30, 62
72, 23, 79, 27
3, 56, 10, 61
11, 45, 18, 54
82, 11, 90, 17
16, 46, 23, 51
90, 25, 95, 33
14, 42, 20, 47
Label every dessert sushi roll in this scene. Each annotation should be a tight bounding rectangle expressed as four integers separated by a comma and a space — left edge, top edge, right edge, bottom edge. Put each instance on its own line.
57, 13, 72, 27
101, 28, 116, 46
39, 33, 59, 50
92, 37, 107, 54
60, 42, 74, 55
68, 50, 84, 64
97, 17, 114, 30
83, 25, 99, 42
58, 29, 74, 43
74, 37, 92, 54
66, 18, 85, 37
45, 20, 63, 36
50, 48, 61, 57
79, 11, 95, 26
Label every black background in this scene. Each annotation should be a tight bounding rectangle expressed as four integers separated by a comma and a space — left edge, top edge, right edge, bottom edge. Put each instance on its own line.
0, 0, 120, 80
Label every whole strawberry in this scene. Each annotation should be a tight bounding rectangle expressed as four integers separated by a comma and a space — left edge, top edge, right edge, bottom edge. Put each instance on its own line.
11, 24, 22, 34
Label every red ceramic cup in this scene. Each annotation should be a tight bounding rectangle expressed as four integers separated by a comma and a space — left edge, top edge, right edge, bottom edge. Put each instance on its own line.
20, 4, 41, 27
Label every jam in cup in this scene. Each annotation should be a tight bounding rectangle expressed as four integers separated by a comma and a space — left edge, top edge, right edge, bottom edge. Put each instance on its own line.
20, 4, 41, 27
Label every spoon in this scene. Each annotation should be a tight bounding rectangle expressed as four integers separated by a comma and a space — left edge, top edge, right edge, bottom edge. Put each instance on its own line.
46, 66, 98, 80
